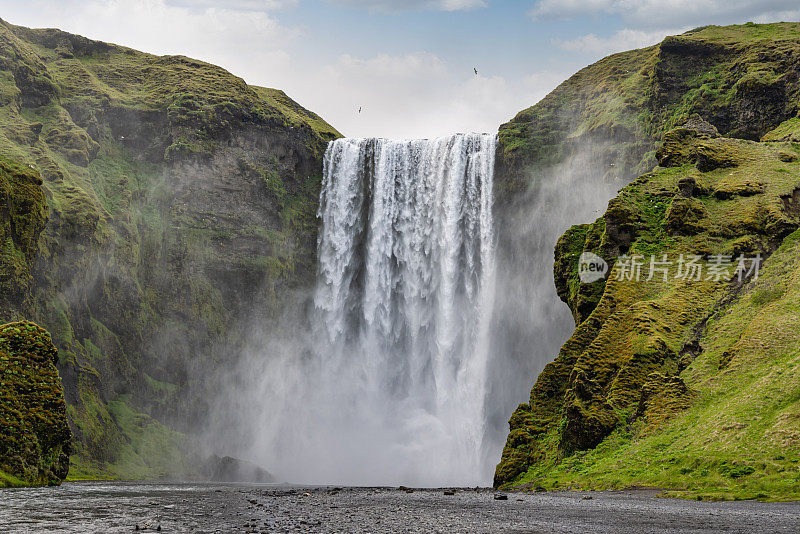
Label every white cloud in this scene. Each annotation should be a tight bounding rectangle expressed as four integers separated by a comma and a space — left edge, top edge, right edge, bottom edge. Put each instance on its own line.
306, 49, 567, 138
325, 0, 487, 13
0, 0, 304, 105
522, 70, 568, 94
5, 0, 300, 59
0, 1, 571, 139
328, 52, 448, 80
165, 0, 298, 10
552, 28, 685, 55
529, 0, 800, 27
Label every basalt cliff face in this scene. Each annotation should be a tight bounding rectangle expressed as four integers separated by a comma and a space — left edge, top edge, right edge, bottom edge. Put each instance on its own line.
494, 23, 800, 499
0, 19, 339, 478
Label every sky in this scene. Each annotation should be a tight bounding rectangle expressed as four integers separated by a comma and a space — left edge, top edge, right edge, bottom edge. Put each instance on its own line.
1, 1, 799, 138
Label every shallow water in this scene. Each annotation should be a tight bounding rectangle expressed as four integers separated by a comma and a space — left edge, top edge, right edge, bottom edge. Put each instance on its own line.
2, 482, 800, 533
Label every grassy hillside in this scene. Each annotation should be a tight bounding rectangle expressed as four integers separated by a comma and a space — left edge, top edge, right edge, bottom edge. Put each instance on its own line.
0, 18, 339, 479
489, 23, 800, 437
495, 22, 800, 202
494, 23, 800, 500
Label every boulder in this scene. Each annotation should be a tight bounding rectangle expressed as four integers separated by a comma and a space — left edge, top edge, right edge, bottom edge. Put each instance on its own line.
0, 321, 71, 486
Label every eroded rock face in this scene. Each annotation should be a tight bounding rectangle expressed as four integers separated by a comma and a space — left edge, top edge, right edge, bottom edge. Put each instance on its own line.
0, 158, 48, 315
0, 321, 71, 486
495, 125, 800, 488
0, 18, 340, 475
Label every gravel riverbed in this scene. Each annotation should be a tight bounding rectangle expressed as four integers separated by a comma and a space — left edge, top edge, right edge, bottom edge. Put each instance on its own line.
2, 482, 799, 533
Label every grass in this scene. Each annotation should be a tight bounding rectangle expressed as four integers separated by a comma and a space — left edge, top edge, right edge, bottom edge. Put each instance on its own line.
0, 19, 340, 479
495, 22, 800, 205
513, 230, 800, 501
496, 130, 800, 499
0, 468, 28, 488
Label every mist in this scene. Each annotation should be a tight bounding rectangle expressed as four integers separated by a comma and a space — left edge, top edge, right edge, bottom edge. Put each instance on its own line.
482, 141, 625, 464
203, 132, 626, 487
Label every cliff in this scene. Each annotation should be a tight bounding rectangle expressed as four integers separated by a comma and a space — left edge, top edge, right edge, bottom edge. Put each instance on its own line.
0, 18, 339, 478
0, 321, 71, 486
495, 23, 800, 500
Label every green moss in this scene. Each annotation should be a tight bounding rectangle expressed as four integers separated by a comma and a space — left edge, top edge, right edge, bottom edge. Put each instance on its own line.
67, 396, 188, 481
0, 154, 48, 314
496, 129, 800, 499
495, 22, 800, 205
0, 321, 71, 486
0, 19, 341, 477
762, 117, 800, 143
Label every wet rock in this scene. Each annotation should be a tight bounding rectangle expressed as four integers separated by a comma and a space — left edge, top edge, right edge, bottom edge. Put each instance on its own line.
202, 455, 274, 483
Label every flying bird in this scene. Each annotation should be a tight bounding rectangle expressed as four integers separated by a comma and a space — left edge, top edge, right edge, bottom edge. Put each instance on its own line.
473, 67, 478, 76
358, 107, 362, 114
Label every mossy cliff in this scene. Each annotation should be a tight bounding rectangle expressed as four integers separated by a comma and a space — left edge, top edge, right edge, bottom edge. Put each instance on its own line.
0, 155, 48, 316
0, 321, 70, 487
494, 23, 800, 500
0, 19, 339, 478
489, 23, 800, 437
495, 22, 800, 202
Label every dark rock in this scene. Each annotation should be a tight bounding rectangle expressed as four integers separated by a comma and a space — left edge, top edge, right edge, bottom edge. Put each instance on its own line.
202, 455, 275, 483
682, 114, 720, 138
494, 494, 508, 500
677, 176, 696, 198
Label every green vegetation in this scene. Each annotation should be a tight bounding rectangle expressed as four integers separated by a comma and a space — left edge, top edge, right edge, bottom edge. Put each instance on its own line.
494, 22, 800, 207
0, 321, 71, 487
0, 155, 48, 316
0, 18, 340, 479
495, 117, 800, 499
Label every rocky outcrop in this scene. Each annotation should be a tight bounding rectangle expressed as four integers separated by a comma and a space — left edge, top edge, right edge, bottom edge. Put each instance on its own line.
493, 23, 800, 493
0, 19, 340, 477
494, 116, 800, 498
0, 157, 48, 316
202, 455, 275, 483
0, 321, 70, 486
489, 26, 800, 459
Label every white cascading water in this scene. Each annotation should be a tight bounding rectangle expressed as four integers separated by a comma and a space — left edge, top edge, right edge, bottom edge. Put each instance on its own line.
210, 132, 618, 487
300, 133, 497, 485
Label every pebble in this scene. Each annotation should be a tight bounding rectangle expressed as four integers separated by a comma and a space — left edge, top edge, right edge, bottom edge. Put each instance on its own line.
4, 483, 800, 533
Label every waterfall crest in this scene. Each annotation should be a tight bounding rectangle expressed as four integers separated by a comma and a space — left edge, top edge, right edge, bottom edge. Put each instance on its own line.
302, 133, 497, 485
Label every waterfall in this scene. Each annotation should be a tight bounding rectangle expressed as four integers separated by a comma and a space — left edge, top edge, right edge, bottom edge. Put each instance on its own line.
208, 131, 618, 487
298, 133, 496, 485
